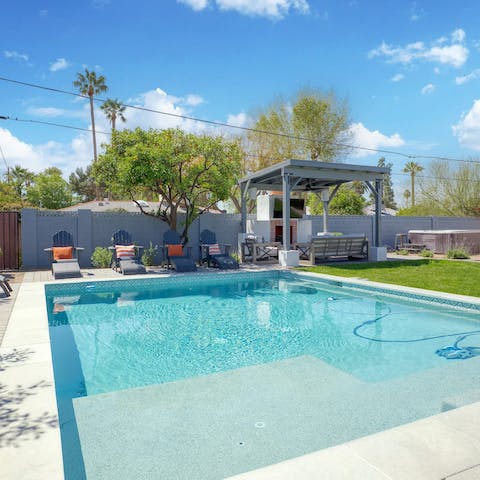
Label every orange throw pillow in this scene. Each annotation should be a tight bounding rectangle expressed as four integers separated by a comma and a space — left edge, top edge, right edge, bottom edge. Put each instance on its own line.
168, 244, 183, 257
53, 246, 73, 260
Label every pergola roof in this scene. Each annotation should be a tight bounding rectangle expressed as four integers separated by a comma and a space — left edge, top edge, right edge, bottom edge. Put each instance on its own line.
239, 159, 389, 192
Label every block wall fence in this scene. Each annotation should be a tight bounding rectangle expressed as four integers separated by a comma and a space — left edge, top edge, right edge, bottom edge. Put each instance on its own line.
21, 208, 480, 269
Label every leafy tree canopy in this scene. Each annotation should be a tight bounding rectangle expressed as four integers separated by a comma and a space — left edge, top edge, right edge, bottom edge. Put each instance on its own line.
306, 184, 366, 215
27, 167, 73, 209
94, 128, 244, 241
69, 165, 97, 202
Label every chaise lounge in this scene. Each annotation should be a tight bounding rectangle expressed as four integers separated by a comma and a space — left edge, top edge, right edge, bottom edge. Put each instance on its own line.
45, 231, 83, 280
199, 229, 239, 269
162, 230, 197, 272
111, 230, 147, 275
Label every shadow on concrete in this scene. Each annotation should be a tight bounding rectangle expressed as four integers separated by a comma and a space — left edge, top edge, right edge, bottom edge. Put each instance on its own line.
0, 347, 58, 448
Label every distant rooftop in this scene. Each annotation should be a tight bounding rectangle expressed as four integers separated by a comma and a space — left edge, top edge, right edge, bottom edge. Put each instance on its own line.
60, 200, 225, 214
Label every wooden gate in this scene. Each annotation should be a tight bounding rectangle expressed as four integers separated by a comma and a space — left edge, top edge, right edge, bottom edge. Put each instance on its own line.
0, 212, 20, 269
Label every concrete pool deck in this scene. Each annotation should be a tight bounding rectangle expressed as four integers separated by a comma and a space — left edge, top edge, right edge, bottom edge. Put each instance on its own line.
1, 266, 480, 479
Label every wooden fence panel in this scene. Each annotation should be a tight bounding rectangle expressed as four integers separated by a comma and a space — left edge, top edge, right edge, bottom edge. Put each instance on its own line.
0, 212, 20, 269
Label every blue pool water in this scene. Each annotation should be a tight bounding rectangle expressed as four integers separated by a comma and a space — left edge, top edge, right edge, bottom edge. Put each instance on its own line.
46, 271, 480, 479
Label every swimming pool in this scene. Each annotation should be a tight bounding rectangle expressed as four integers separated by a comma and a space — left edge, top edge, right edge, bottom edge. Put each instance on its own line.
46, 271, 480, 479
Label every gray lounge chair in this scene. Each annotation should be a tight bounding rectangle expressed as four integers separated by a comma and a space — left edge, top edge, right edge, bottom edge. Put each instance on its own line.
0, 275, 13, 297
111, 230, 146, 275
44, 231, 83, 280
162, 230, 197, 272
199, 229, 239, 269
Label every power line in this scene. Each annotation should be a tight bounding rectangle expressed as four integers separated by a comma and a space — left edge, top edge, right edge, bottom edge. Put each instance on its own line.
1, 115, 480, 185
1, 75, 479, 165
2, 116, 110, 136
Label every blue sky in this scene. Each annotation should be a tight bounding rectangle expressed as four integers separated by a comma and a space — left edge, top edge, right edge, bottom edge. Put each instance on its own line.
1, 0, 480, 200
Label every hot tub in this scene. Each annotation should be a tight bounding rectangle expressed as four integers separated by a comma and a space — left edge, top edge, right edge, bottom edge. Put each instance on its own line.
408, 230, 480, 254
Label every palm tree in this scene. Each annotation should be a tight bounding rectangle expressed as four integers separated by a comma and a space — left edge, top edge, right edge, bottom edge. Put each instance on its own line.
403, 161, 424, 206
403, 189, 411, 207
73, 69, 108, 163
100, 98, 126, 131
9, 165, 35, 199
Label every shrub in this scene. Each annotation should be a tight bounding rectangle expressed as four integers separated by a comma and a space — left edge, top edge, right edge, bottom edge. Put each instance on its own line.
141, 242, 159, 266
447, 248, 470, 260
91, 247, 113, 268
396, 249, 409, 255
420, 249, 433, 258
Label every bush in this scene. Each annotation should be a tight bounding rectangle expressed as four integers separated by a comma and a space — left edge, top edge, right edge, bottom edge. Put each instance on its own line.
141, 242, 159, 266
91, 247, 113, 268
420, 249, 433, 258
447, 248, 470, 260
396, 249, 409, 255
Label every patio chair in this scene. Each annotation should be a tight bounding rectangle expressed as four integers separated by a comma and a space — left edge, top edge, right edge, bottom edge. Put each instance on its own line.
199, 229, 239, 269
0, 274, 13, 297
44, 230, 83, 280
111, 230, 146, 275
162, 229, 197, 272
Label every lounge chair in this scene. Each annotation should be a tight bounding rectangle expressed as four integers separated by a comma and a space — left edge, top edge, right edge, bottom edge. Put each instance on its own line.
44, 231, 83, 280
111, 230, 146, 275
0, 274, 13, 297
162, 229, 197, 272
199, 229, 239, 269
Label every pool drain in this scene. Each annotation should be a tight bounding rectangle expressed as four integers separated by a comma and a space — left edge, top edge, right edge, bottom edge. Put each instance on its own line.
254, 422, 265, 429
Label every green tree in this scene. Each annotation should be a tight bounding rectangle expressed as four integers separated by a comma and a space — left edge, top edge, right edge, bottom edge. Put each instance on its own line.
306, 184, 366, 215
94, 128, 243, 241
27, 167, 73, 209
69, 165, 97, 202
73, 69, 108, 163
247, 89, 350, 170
100, 98, 126, 131
403, 189, 411, 207
231, 89, 351, 212
403, 161, 424, 207
419, 160, 480, 216
377, 157, 396, 209
0, 181, 23, 210
8, 165, 35, 200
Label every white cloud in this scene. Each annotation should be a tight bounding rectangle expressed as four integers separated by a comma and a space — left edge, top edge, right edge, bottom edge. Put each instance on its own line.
409, 2, 424, 22
452, 99, 480, 151
50, 58, 70, 72
348, 122, 405, 158
452, 28, 466, 43
0, 127, 92, 174
27, 107, 66, 117
421, 83, 435, 94
226, 112, 250, 128
391, 73, 404, 82
185, 94, 204, 106
4, 50, 29, 62
368, 29, 468, 68
178, 0, 309, 18
455, 69, 480, 85
434, 67, 440, 74
177, 0, 209, 11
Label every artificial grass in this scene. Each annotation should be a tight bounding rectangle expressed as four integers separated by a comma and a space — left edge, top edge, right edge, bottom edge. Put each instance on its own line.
299, 259, 480, 298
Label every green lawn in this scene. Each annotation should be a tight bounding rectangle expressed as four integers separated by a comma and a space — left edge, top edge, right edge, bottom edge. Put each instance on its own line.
299, 259, 480, 298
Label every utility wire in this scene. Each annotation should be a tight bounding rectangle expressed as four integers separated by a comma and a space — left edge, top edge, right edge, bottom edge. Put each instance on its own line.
1, 115, 480, 185
1, 75, 478, 165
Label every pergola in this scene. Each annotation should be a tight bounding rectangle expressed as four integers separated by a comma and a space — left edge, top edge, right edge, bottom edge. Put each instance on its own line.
238, 159, 390, 251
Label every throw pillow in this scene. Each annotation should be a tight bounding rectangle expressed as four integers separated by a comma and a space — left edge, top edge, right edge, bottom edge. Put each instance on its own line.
115, 245, 136, 259
168, 244, 183, 257
207, 243, 221, 255
53, 246, 73, 260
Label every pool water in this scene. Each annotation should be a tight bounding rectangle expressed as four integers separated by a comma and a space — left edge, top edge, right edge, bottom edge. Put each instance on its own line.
45, 271, 480, 479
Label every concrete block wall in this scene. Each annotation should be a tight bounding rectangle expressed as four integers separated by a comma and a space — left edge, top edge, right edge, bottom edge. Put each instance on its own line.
21, 208, 480, 269
21, 208, 244, 268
